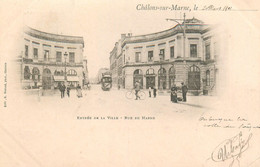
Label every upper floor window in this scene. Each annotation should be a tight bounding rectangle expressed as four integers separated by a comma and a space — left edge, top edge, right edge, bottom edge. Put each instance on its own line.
33, 48, 38, 59
69, 52, 75, 63
159, 49, 165, 60
148, 51, 153, 62
44, 50, 49, 61
206, 44, 211, 60
25, 45, 28, 58
67, 69, 77, 76
190, 44, 197, 58
135, 52, 141, 63
170, 46, 174, 58
56, 51, 62, 62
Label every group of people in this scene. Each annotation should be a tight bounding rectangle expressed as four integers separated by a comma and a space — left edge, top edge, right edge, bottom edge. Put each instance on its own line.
59, 83, 83, 98
134, 81, 188, 103
134, 81, 158, 100
170, 82, 188, 103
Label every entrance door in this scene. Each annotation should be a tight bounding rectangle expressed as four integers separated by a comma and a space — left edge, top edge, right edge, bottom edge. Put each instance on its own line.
188, 65, 200, 90
158, 76, 167, 89
133, 76, 143, 88
42, 68, 52, 89
146, 76, 155, 89
169, 76, 175, 88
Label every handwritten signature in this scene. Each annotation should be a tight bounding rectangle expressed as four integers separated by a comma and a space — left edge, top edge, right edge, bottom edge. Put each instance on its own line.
211, 131, 253, 167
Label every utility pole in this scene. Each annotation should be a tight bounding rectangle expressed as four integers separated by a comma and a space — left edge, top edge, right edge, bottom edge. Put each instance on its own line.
166, 13, 186, 61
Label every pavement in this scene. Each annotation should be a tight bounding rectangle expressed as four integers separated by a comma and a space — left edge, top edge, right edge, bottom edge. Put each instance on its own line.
0, 84, 241, 167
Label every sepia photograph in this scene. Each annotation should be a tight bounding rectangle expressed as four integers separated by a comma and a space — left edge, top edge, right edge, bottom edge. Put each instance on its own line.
0, 0, 259, 166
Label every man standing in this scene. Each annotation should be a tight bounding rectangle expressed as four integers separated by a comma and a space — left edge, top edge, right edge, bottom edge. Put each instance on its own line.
59, 83, 66, 98
66, 85, 71, 97
153, 87, 157, 98
148, 86, 152, 98
134, 81, 141, 100
181, 82, 188, 102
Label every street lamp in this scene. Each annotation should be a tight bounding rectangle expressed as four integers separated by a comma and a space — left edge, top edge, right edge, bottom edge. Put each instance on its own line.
64, 52, 68, 83
159, 53, 164, 90
166, 13, 186, 61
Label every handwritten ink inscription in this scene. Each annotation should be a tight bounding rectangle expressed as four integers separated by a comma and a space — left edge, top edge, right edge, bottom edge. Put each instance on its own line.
199, 116, 260, 130
211, 132, 253, 166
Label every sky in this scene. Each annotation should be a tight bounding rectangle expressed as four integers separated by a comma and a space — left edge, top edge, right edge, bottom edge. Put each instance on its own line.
1, 0, 257, 78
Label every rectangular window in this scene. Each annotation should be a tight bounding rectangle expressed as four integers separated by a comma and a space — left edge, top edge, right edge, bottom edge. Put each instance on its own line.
148, 51, 153, 62
135, 52, 141, 62
69, 52, 75, 63
190, 44, 197, 58
25, 45, 28, 57
206, 44, 211, 60
33, 48, 38, 59
44, 50, 49, 61
160, 49, 165, 60
170, 46, 174, 58
56, 51, 62, 62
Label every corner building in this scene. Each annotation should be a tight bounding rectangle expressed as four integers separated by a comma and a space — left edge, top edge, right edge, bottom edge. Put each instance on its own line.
20, 26, 86, 89
115, 18, 225, 95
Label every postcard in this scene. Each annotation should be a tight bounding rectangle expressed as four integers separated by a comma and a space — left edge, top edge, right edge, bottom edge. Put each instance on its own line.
0, 0, 259, 166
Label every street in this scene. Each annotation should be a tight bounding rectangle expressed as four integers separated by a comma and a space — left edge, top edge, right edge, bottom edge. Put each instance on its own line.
1, 85, 229, 167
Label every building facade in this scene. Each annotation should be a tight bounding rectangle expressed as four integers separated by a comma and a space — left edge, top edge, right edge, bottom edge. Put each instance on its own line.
20, 26, 86, 89
110, 18, 226, 95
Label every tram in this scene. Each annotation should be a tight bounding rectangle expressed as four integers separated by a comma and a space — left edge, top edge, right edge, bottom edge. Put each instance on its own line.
101, 72, 112, 91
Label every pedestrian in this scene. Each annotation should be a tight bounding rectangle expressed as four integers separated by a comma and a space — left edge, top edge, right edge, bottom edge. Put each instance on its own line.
59, 83, 66, 98
171, 84, 178, 103
148, 86, 152, 97
153, 87, 157, 98
181, 82, 188, 102
118, 84, 120, 90
134, 81, 141, 100
66, 85, 71, 97
76, 84, 83, 98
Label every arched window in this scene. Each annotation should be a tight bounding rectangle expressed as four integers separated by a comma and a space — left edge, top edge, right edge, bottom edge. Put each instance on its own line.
24, 66, 30, 80
158, 68, 166, 75
133, 69, 143, 88
190, 65, 200, 72
169, 66, 175, 75
32, 67, 40, 80
206, 70, 210, 86
134, 69, 143, 75
188, 65, 201, 90
158, 68, 167, 90
169, 66, 176, 89
146, 68, 154, 75
67, 69, 77, 76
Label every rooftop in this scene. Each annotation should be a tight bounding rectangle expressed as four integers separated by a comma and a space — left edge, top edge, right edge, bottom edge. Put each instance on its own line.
24, 26, 84, 47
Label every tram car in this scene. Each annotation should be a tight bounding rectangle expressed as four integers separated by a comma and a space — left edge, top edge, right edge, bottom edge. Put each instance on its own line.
101, 72, 112, 91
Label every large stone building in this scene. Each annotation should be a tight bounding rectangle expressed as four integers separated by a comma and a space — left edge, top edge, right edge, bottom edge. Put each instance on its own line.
110, 18, 226, 95
19, 26, 88, 89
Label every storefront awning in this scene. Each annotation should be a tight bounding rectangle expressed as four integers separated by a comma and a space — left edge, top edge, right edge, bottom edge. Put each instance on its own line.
53, 76, 64, 81
67, 76, 79, 82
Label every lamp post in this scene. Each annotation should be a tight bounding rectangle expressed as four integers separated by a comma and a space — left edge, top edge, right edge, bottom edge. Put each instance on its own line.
166, 13, 186, 61
159, 53, 163, 90
64, 52, 68, 84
